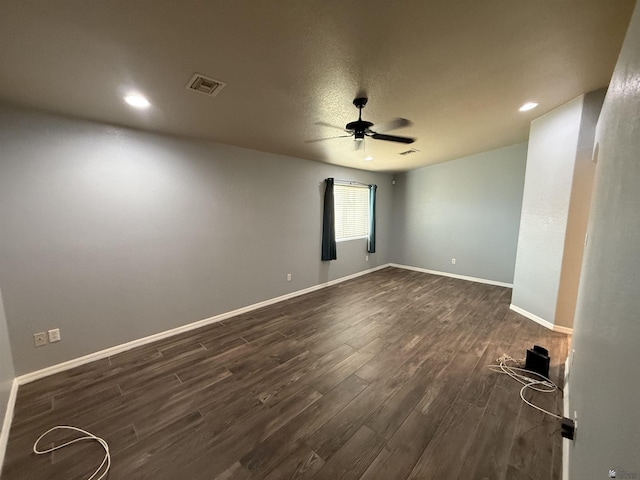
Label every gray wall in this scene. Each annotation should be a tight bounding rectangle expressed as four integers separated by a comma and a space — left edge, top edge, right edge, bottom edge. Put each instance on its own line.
554, 89, 605, 329
390, 143, 527, 284
0, 106, 393, 375
511, 92, 604, 329
0, 286, 15, 438
569, 4, 640, 478
511, 97, 583, 323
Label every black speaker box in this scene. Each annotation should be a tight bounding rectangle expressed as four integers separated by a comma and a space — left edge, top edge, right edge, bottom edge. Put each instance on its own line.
525, 345, 550, 378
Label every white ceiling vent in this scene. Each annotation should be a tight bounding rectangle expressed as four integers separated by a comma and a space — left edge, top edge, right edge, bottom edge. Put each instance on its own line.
398, 148, 420, 156
186, 73, 226, 97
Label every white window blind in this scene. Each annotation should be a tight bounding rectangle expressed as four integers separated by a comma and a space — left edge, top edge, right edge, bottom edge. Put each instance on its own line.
334, 184, 369, 241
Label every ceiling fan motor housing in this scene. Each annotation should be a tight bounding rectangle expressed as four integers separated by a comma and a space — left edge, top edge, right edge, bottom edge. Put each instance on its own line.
308, 96, 415, 145
346, 120, 373, 139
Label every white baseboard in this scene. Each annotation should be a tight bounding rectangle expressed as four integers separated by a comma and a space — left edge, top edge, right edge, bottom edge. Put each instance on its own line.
510, 304, 554, 329
15, 263, 392, 386
0, 379, 19, 473
553, 324, 574, 335
509, 304, 574, 335
389, 263, 513, 288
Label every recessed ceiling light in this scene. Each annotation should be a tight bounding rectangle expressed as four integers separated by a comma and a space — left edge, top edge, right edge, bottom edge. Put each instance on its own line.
364, 156, 374, 161
124, 94, 151, 109
519, 102, 539, 112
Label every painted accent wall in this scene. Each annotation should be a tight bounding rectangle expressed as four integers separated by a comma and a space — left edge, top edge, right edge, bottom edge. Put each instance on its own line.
568, 3, 640, 477
511, 91, 603, 329
0, 106, 393, 375
390, 143, 527, 284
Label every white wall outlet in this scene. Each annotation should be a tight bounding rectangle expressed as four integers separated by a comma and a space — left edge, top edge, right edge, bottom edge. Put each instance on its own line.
34, 332, 47, 347
451, 258, 456, 265
365, 255, 369, 262
570, 349, 575, 367
48, 328, 61, 343
287, 273, 292, 282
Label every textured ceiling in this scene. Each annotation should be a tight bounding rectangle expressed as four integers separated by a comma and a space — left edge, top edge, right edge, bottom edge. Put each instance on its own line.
0, 0, 635, 172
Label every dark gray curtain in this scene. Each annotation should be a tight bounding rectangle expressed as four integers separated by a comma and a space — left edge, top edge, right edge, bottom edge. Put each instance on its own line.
368, 184, 377, 253
321, 178, 337, 261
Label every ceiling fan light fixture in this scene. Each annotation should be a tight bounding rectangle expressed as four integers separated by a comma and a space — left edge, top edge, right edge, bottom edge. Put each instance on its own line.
519, 102, 539, 112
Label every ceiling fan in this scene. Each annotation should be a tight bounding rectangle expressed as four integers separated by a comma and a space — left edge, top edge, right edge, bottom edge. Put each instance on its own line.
307, 97, 415, 150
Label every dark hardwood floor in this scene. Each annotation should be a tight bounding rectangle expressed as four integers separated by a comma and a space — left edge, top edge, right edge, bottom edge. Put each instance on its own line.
1, 267, 569, 480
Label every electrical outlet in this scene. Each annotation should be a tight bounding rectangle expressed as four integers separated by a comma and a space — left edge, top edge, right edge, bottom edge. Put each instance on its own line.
365, 255, 369, 262
287, 273, 292, 282
570, 349, 575, 367
48, 328, 61, 343
451, 258, 456, 265
561, 417, 576, 440
34, 332, 47, 347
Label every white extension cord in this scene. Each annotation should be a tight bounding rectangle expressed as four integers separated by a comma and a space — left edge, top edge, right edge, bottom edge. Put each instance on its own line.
488, 354, 563, 420
33, 426, 111, 480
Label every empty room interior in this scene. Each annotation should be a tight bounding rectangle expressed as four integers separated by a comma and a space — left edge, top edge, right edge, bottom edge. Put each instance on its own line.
1, 1, 640, 479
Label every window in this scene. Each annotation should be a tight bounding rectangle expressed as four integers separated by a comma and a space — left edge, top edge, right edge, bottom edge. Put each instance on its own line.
334, 184, 369, 241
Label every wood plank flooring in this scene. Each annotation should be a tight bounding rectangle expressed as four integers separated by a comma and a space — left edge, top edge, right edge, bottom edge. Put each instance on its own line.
1, 267, 569, 480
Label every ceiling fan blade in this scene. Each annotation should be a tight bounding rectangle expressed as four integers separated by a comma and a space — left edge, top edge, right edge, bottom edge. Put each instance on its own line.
370, 133, 415, 144
304, 134, 352, 143
315, 121, 349, 132
355, 140, 364, 151
370, 117, 412, 133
